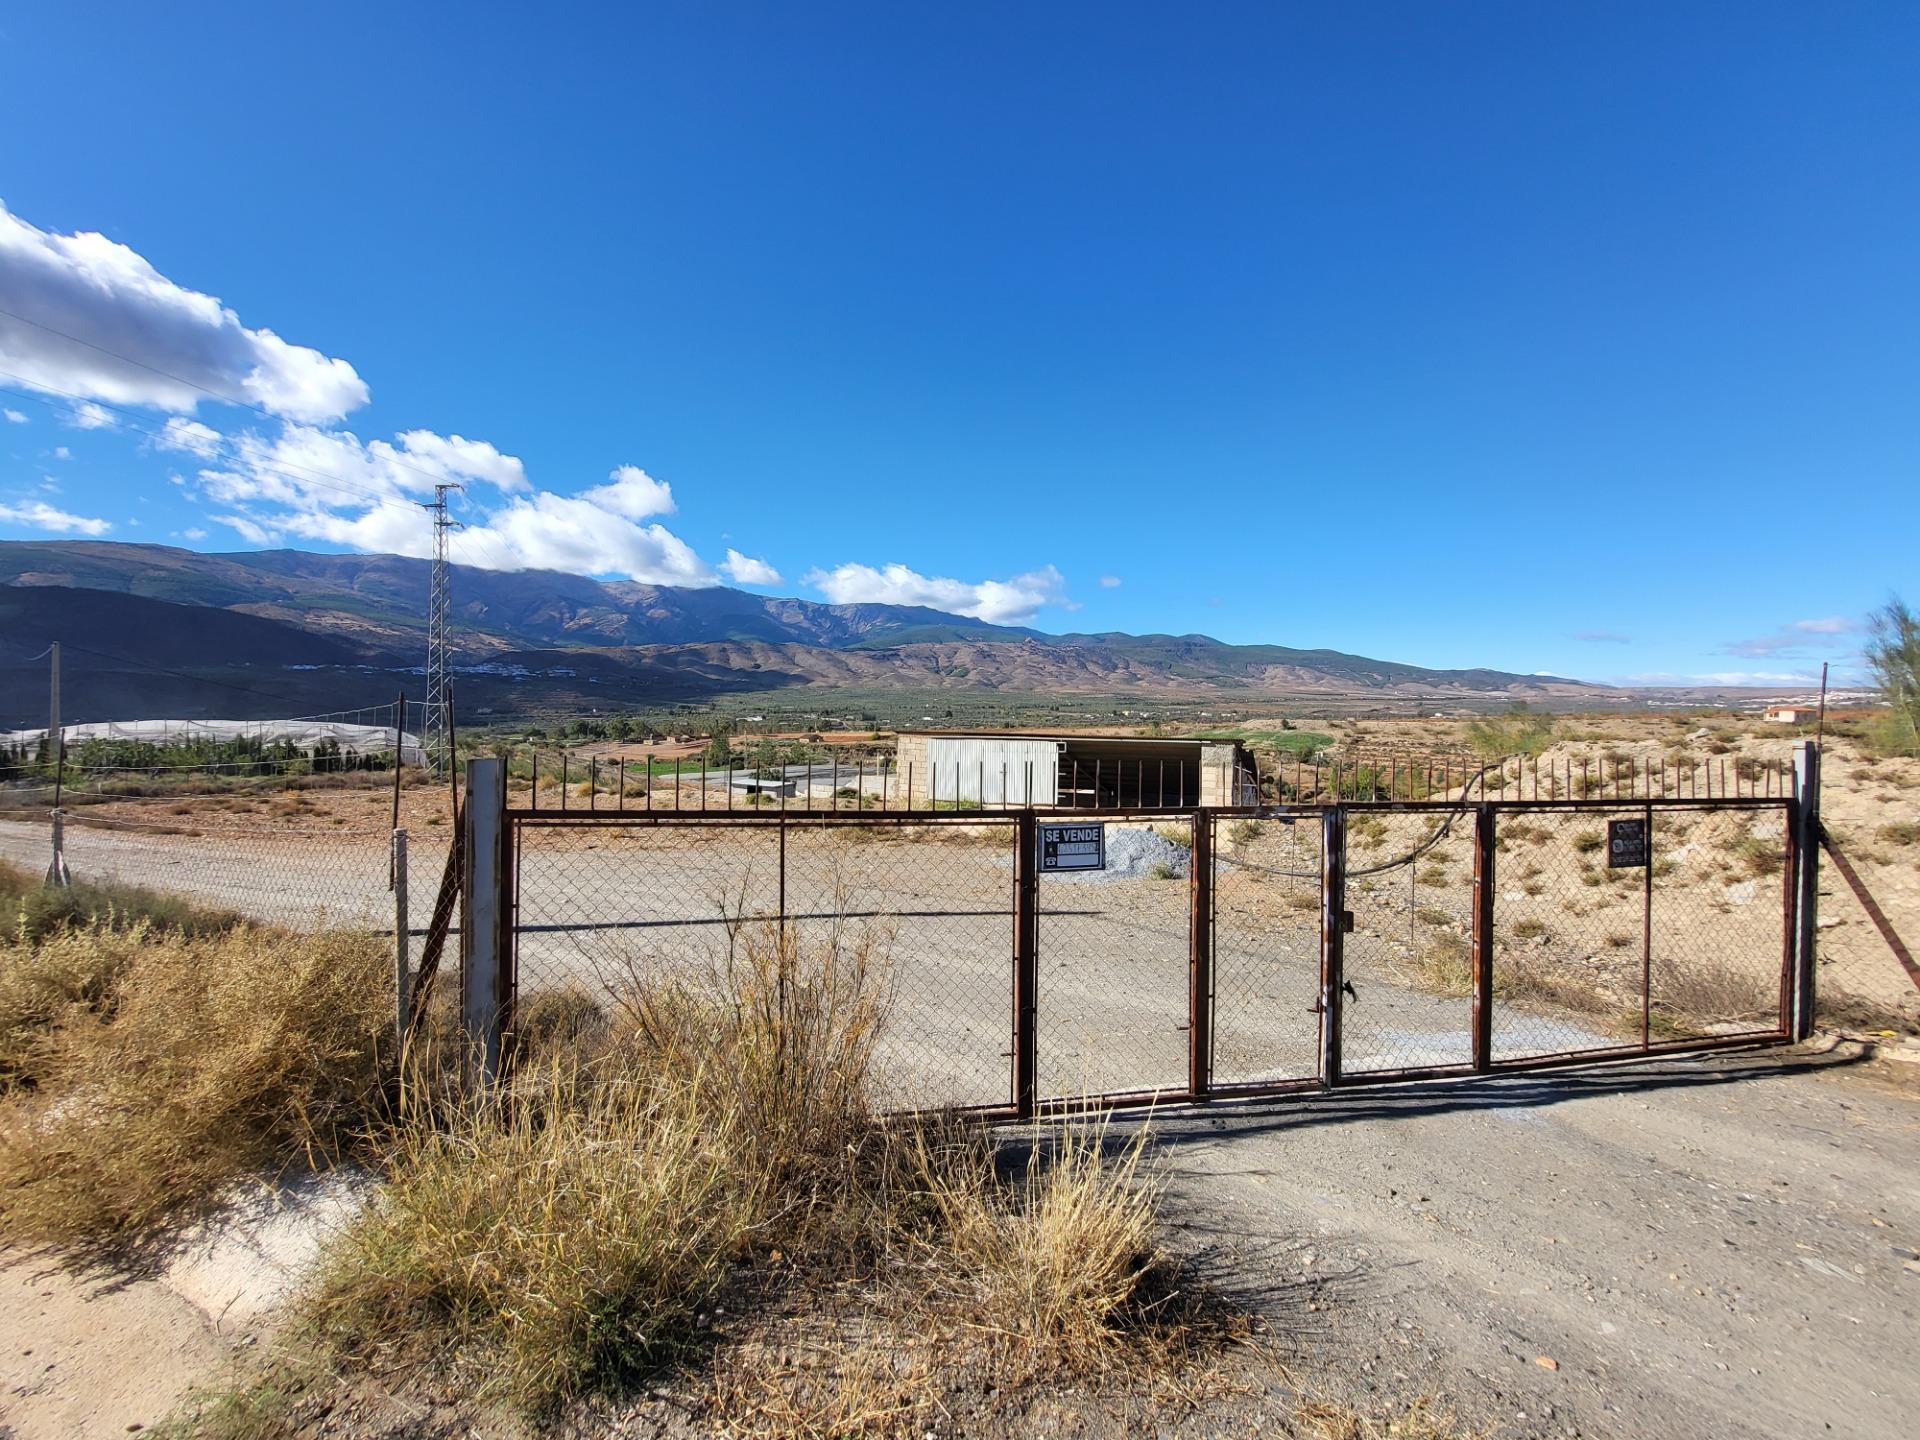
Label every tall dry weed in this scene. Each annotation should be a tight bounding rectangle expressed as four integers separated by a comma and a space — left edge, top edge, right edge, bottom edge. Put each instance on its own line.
0, 922, 390, 1245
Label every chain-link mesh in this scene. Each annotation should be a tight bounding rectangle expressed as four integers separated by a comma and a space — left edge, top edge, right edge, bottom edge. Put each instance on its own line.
513, 820, 782, 997
1488, 805, 1790, 1061
1036, 816, 1192, 1100
511, 817, 1016, 1112
1812, 826, 1920, 1035
0, 803, 395, 931
780, 821, 1015, 1110
1648, 805, 1790, 1041
1210, 812, 1322, 1087
1491, 807, 1653, 1060
1339, 807, 1477, 1073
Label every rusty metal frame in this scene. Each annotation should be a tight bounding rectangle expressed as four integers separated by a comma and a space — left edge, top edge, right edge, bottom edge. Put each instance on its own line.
500, 793, 1801, 1119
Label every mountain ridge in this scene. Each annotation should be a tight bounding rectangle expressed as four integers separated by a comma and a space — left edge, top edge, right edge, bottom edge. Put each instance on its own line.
0, 541, 1605, 722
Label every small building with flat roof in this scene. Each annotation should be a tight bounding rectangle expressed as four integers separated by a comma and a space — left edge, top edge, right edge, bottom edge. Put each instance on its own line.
893, 731, 1257, 809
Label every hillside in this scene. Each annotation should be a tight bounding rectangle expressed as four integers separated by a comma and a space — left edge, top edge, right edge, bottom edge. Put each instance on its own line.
0, 541, 1609, 722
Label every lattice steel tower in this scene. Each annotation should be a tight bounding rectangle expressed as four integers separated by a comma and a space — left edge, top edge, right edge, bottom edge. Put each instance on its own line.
421, 483, 462, 776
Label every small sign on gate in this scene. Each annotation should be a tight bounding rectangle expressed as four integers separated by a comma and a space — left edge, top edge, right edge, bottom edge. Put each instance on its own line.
1038, 822, 1106, 873
1607, 817, 1650, 869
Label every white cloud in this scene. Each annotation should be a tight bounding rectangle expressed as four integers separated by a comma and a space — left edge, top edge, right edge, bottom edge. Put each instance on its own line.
156, 416, 222, 459
51, 445, 69, 460
392, 430, 529, 493
211, 512, 276, 545
2, 408, 24, 424
1724, 615, 1863, 658
721, 549, 782, 586
803, 561, 1066, 625
182, 526, 207, 540
0, 200, 368, 423
66, 400, 115, 430
581, 464, 674, 519
0, 499, 111, 535
456, 493, 713, 584
1099, 574, 1121, 588
1614, 669, 1822, 686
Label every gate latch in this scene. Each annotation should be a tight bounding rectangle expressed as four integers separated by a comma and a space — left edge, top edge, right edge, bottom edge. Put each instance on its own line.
1339, 909, 1355, 933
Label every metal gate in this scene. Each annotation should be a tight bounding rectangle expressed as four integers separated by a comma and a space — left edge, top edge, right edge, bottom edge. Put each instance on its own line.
474, 763, 1805, 1117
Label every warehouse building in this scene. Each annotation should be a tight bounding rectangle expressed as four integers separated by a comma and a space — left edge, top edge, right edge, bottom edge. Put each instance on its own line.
893, 731, 1258, 809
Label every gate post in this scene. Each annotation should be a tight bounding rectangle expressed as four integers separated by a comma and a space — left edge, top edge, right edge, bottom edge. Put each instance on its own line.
1188, 811, 1214, 1101
1012, 810, 1038, 1119
1791, 739, 1822, 1040
1319, 807, 1346, 1087
460, 757, 508, 1086
1471, 803, 1495, 1071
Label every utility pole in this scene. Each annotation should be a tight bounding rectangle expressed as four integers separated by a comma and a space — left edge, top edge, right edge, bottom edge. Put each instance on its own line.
421, 483, 462, 777
46, 642, 69, 887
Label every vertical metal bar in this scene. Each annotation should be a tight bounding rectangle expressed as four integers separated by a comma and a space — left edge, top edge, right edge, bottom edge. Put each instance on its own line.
1319, 807, 1346, 1088
390, 691, 405, 877
589, 756, 596, 811
561, 753, 568, 812
1472, 804, 1494, 1072
1642, 801, 1654, 1050
1013, 809, 1038, 1119
393, 828, 409, 1049
778, 808, 788, 940
1188, 811, 1213, 1100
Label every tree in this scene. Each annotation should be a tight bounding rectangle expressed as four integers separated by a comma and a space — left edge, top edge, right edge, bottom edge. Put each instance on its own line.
1865, 596, 1920, 755
703, 721, 735, 768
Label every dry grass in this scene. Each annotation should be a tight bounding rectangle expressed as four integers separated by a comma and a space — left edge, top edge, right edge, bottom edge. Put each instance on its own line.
302, 922, 1235, 1423
1407, 932, 1474, 998
1295, 1393, 1484, 1439
0, 920, 391, 1248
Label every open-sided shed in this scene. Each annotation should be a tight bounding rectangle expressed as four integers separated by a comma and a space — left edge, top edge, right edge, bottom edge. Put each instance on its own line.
892, 731, 1257, 809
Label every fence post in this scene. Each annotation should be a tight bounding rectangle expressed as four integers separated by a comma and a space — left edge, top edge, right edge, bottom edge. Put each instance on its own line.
1013, 809, 1038, 1119
1188, 811, 1213, 1099
393, 828, 409, 1049
460, 757, 507, 1085
1471, 803, 1495, 1071
1319, 807, 1346, 1087
1791, 739, 1822, 1040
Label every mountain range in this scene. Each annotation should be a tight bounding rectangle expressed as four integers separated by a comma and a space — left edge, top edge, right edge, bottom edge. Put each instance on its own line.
0, 541, 1606, 724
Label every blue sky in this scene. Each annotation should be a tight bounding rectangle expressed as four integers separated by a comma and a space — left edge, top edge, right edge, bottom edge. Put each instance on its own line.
0, 2, 1914, 685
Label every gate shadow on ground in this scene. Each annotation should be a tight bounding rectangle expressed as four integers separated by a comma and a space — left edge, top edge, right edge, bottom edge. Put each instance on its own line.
1120, 1045, 1873, 1151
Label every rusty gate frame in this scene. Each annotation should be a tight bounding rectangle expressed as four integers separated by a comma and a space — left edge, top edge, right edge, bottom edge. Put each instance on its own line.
494, 790, 1803, 1119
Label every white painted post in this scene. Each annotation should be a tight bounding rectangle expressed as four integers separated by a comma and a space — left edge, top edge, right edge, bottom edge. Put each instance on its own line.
393, 829, 410, 1048
460, 758, 506, 1084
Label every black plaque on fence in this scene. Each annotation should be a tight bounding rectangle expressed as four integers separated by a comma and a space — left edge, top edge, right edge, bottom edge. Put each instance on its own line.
1038, 822, 1106, 873
1607, 818, 1649, 869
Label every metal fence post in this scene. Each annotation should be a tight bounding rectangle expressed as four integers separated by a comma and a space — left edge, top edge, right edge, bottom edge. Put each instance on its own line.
393, 828, 409, 1049
1471, 803, 1495, 1071
460, 757, 507, 1085
1791, 739, 1822, 1040
1188, 811, 1213, 1100
1013, 809, 1038, 1119
1319, 806, 1346, 1087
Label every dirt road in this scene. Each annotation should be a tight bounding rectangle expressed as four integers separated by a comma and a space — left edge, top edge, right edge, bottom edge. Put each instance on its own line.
1141, 1044, 1920, 1439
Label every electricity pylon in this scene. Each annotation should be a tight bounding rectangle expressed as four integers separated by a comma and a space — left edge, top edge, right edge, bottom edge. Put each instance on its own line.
421, 483, 462, 776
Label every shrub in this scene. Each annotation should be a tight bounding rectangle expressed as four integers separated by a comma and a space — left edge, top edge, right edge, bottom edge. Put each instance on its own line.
1570, 828, 1604, 854
0, 858, 241, 943
1465, 704, 1556, 761
0, 923, 391, 1246
1877, 821, 1920, 848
